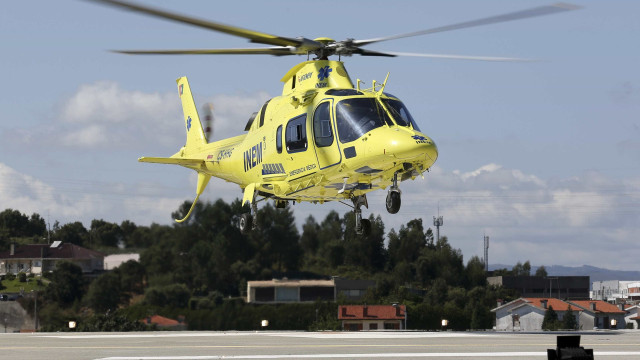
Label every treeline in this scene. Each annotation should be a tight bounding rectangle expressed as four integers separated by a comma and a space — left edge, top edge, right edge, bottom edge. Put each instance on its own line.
1, 200, 518, 331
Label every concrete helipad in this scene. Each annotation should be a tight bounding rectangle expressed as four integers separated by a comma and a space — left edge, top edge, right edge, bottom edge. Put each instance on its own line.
1, 330, 640, 359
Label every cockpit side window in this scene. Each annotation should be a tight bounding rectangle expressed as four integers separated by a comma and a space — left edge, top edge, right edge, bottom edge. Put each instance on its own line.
285, 114, 307, 153
382, 99, 421, 132
276, 125, 283, 153
313, 102, 333, 148
336, 98, 390, 144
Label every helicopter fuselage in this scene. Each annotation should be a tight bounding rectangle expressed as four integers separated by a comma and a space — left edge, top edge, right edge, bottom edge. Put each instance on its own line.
179, 60, 438, 204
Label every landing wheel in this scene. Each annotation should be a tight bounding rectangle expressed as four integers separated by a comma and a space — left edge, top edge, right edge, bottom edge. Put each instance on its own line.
360, 218, 371, 237
386, 190, 401, 214
239, 213, 253, 234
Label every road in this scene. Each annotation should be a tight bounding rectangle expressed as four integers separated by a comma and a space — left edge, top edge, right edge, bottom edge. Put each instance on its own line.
1, 330, 640, 359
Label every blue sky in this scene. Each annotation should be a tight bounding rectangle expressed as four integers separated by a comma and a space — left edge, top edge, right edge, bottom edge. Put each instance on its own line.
1, 1, 639, 270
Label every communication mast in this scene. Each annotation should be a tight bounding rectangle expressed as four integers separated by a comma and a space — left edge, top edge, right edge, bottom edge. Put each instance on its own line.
433, 215, 443, 242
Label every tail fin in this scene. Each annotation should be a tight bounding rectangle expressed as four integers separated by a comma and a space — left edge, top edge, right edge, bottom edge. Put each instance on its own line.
177, 76, 207, 152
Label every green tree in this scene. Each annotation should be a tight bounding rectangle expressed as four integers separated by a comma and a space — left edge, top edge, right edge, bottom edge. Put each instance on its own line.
145, 284, 190, 308
118, 260, 146, 294
0, 209, 30, 237
535, 265, 548, 277
562, 305, 577, 330
28, 213, 47, 238
90, 219, 123, 248
343, 213, 386, 272
465, 256, 487, 288
300, 215, 320, 255
470, 304, 492, 330
388, 219, 427, 266
513, 261, 532, 276
45, 261, 85, 306
86, 271, 125, 313
54, 222, 89, 246
542, 305, 559, 330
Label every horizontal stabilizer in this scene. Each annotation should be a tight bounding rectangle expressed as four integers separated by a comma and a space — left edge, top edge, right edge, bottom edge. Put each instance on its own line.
138, 157, 204, 166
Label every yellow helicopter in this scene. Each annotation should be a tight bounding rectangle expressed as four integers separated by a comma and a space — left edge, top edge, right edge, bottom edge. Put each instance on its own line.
91, 0, 580, 235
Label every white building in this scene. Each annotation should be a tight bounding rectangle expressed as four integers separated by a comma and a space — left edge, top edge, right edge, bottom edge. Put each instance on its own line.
591, 280, 639, 302
492, 298, 627, 331
493, 298, 577, 331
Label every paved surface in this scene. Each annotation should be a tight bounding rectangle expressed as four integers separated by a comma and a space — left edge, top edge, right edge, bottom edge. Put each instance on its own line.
1, 330, 640, 359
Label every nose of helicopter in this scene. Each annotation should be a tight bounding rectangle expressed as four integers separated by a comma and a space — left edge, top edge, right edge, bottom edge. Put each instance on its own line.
379, 129, 438, 163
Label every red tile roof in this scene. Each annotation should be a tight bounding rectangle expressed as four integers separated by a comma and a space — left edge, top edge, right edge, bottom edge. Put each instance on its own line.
338, 305, 406, 320
568, 300, 626, 314
140, 315, 183, 327
0, 243, 103, 260
523, 298, 575, 312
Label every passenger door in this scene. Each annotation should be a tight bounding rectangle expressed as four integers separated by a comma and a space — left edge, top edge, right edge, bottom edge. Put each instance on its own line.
313, 101, 341, 169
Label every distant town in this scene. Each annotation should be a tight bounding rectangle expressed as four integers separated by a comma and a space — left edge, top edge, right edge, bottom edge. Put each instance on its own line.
1, 204, 639, 332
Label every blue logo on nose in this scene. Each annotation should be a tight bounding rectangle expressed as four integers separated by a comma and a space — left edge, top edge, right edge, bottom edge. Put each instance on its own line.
318, 66, 332, 81
412, 135, 429, 144
187, 116, 192, 131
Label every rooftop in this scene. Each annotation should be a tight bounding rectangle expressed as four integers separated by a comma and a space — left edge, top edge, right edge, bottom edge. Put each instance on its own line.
338, 305, 406, 320
0, 243, 104, 260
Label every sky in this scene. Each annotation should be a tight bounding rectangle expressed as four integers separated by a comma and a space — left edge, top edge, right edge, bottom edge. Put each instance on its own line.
1, 1, 639, 270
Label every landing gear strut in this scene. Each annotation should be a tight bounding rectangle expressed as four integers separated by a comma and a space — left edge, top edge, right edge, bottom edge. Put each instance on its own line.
352, 194, 371, 237
386, 172, 401, 214
239, 193, 259, 234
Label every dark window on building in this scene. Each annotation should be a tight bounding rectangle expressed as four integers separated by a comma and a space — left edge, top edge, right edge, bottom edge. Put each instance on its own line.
300, 286, 334, 301
285, 114, 307, 153
255, 287, 275, 302
369, 323, 378, 330
313, 102, 333, 148
276, 125, 282, 153
384, 322, 400, 330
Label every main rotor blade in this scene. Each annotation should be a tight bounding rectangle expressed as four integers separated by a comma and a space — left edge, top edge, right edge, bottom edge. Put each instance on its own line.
355, 3, 581, 46
89, 0, 303, 47
112, 47, 299, 56
385, 51, 534, 62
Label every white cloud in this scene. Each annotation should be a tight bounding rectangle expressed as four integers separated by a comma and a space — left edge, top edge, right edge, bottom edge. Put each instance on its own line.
4, 81, 270, 152
0, 162, 187, 227
296, 163, 640, 269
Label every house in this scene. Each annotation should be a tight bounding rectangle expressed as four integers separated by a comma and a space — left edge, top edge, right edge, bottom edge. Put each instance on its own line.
0, 241, 104, 275
246, 278, 375, 303
492, 298, 578, 331
338, 304, 406, 331
492, 298, 627, 331
567, 300, 626, 329
488, 275, 589, 299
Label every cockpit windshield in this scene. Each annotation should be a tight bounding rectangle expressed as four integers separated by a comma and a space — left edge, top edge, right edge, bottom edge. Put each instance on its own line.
382, 99, 421, 132
336, 98, 392, 143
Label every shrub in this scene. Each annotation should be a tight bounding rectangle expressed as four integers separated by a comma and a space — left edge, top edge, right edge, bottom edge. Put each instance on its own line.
145, 284, 190, 308
6, 273, 16, 281
18, 272, 27, 283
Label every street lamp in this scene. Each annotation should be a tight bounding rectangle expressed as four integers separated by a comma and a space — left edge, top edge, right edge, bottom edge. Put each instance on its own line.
30, 289, 38, 331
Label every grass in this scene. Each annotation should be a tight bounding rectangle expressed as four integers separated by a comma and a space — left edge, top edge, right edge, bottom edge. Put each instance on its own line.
0, 277, 46, 293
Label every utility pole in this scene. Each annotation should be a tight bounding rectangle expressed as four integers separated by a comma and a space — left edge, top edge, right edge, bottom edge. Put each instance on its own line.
484, 235, 490, 272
